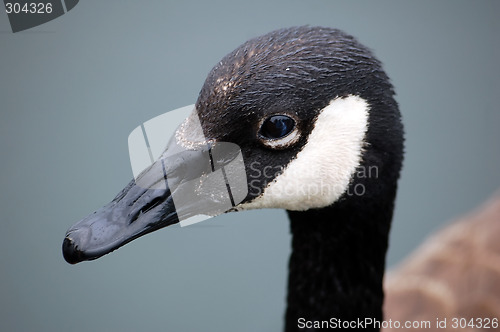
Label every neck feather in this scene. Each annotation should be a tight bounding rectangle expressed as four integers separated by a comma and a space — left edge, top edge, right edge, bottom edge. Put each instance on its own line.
284, 191, 396, 331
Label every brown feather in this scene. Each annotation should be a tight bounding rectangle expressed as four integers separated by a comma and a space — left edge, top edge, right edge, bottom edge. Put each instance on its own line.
383, 191, 500, 331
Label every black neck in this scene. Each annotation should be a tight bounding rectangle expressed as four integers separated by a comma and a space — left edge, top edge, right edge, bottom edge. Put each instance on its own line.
284, 192, 395, 331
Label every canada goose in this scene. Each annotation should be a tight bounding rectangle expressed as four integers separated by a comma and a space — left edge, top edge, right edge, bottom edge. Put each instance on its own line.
62, 26, 497, 331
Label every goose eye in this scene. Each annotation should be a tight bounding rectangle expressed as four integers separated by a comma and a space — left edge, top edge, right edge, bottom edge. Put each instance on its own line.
260, 115, 295, 139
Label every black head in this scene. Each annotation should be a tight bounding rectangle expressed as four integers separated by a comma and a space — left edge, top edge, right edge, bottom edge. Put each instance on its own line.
194, 26, 403, 207
62, 26, 404, 264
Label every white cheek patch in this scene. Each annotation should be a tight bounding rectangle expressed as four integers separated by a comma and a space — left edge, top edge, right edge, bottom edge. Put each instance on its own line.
239, 95, 369, 211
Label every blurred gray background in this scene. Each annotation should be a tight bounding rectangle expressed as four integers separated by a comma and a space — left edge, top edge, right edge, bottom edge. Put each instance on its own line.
1, 1, 499, 331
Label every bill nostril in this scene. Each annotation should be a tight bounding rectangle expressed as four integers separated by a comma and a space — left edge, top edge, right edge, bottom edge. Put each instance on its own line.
128, 189, 171, 224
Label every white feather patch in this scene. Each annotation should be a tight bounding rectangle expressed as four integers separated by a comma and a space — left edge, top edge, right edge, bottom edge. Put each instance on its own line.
239, 95, 369, 211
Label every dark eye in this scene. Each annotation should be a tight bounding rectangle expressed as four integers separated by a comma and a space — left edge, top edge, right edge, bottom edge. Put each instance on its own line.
260, 115, 295, 139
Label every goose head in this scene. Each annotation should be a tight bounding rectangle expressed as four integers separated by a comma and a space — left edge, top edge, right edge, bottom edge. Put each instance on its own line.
62, 26, 403, 266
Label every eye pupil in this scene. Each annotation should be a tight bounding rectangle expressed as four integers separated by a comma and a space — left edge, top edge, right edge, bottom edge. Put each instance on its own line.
261, 115, 295, 139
